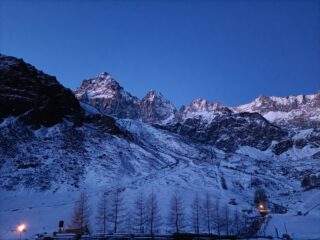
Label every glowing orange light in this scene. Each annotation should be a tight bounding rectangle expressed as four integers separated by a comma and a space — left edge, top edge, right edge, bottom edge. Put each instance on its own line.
17, 224, 26, 233
259, 204, 264, 209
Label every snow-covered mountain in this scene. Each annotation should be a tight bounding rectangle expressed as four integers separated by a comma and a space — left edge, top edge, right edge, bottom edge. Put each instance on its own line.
74, 73, 177, 124
75, 71, 320, 131
74, 72, 141, 119
179, 99, 229, 122
74, 73, 320, 154
1, 54, 320, 239
234, 94, 320, 128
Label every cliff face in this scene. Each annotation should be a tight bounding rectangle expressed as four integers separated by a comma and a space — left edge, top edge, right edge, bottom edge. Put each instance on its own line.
0, 54, 83, 128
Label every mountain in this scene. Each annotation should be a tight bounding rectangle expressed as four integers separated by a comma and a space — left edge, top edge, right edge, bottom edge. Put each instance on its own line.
75, 72, 320, 154
167, 100, 287, 152
234, 94, 320, 128
75, 73, 177, 123
140, 90, 177, 123
1, 54, 320, 239
0, 54, 83, 128
75, 72, 320, 131
74, 72, 141, 119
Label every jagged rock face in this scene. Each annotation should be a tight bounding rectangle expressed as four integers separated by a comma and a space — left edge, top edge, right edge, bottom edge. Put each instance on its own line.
165, 99, 287, 152
140, 90, 177, 123
166, 107, 287, 152
179, 99, 231, 122
234, 94, 320, 128
75, 74, 177, 123
75, 72, 141, 119
273, 129, 320, 155
181, 99, 226, 113
0, 54, 83, 128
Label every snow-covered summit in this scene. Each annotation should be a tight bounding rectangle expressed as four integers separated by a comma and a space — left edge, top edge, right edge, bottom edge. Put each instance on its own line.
75, 70, 320, 129
75, 72, 141, 119
182, 99, 226, 112
75, 72, 127, 100
179, 99, 230, 123
234, 93, 320, 128
75, 74, 178, 123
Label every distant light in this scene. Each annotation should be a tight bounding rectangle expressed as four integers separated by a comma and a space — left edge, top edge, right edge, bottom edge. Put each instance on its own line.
17, 224, 26, 233
259, 204, 264, 209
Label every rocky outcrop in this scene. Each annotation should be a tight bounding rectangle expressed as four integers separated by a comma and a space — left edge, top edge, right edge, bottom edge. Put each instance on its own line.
166, 108, 287, 152
0, 54, 83, 128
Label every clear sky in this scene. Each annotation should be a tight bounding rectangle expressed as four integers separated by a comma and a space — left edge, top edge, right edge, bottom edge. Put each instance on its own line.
1, 0, 319, 107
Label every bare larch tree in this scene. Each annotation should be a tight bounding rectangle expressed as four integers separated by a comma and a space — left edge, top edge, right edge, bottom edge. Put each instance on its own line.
109, 186, 124, 233
213, 199, 222, 236
167, 191, 185, 233
202, 192, 214, 234
146, 190, 162, 234
224, 204, 231, 235
96, 191, 108, 233
190, 193, 200, 234
70, 191, 91, 233
132, 192, 146, 233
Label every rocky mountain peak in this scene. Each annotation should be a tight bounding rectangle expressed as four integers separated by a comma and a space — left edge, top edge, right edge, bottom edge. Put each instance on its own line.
91, 71, 117, 85
183, 98, 226, 113
176, 99, 232, 125
144, 89, 161, 100
141, 90, 177, 123
75, 72, 141, 119
97, 71, 110, 78
75, 74, 179, 123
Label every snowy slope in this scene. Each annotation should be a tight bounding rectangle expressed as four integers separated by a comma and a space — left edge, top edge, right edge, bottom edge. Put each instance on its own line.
264, 190, 320, 239
1, 116, 320, 239
234, 94, 320, 128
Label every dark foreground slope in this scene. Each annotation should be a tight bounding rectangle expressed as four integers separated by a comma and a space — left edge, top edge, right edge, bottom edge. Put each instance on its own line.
0, 54, 83, 127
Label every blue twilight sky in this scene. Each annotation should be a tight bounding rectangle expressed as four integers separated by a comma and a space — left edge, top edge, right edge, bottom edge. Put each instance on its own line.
0, 0, 319, 107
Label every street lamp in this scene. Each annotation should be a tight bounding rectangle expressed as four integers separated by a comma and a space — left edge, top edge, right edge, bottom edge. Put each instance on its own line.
17, 224, 26, 240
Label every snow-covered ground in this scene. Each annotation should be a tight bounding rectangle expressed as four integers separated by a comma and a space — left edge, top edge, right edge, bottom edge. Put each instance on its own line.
0, 119, 319, 239
265, 190, 320, 239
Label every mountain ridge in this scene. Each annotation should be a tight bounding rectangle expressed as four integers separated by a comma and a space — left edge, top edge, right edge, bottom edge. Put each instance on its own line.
75, 71, 320, 129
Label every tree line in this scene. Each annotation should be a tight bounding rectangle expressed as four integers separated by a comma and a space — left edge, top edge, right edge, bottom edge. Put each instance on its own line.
69, 188, 250, 237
